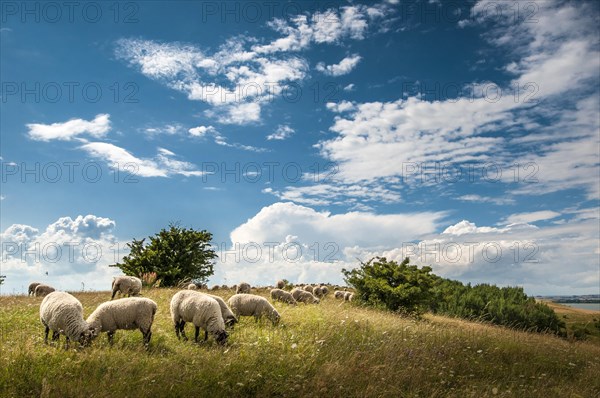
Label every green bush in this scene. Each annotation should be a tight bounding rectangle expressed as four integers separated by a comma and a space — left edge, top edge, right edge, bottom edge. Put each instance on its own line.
343, 257, 565, 335
342, 257, 436, 315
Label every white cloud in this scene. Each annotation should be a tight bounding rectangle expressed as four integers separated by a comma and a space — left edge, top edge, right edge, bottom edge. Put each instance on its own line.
80, 142, 205, 177
144, 124, 184, 136
316, 54, 362, 76
27, 114, 110, 141
188, 124, 268, 152
343, 83, 355, 91
457, 194, 515, 206
1, 215, 124, 294
188, 125, 217, 137
214, 202, 445, 286
267, 125, 295, 140
505, 211, 561, 224
314, 0, 599, 203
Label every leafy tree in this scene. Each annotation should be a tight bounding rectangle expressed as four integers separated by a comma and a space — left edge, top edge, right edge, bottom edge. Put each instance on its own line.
342, 257, 436, 315
0, 275, 5, 285
111, 223, 217, 287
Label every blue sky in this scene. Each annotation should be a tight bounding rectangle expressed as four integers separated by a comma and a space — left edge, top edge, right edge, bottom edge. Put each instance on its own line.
1, 0, 598, 296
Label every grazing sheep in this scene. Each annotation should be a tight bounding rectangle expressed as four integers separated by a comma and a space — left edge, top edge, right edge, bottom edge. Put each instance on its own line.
313, 286, 324, 298
111, 276, 142, 300
236, 282, 251, 294
334, 290, 346, 299
275, 280, 285, 289
28, 282, 42, 296
210, 285, 220, 291
344, 292, 354, 301
291, 288, 320, 304
187, 283, 198, 290
35, 284, 56, 297
205, 294, 238, 327
270, 288, 297, 305
303, 285, 314, 293
39, 291, 96, 349
228, 294, 280, 325
87, 297, 157, 346
170, 291, 228, 344
320, 286, 329, 296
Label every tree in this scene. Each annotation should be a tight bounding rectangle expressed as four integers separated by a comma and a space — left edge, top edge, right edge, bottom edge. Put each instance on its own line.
111, 223, 217, 287
0, 275, 5, 285
342, 257, 436, 315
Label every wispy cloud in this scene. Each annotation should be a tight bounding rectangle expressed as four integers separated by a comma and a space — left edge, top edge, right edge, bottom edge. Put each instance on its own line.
267, 125, 295, 141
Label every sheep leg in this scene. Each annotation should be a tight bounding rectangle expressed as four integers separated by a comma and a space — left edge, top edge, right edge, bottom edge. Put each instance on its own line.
44, 326, 50, 344
107, 331, 115, 345
142, 330, 152, 346
194, 326, 200, 343
179, 322, 188, 341
52, 331, 60, 342
204, 330, 208, 342
174, 322, 180, 339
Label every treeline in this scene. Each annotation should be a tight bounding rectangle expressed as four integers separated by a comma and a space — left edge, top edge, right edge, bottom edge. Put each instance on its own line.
343, 257, 566, 335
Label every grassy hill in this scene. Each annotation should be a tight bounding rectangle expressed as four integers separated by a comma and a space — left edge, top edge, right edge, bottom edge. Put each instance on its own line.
1, 288, 599, 397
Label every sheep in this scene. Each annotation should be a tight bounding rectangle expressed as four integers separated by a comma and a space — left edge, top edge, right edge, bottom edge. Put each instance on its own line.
35, 284, 56, 297
205, 293, 238, 327
236, 282, 251, 294
313, 286, 324, 298
187, 283, 198, 290
170, 290, 228, 344
344, 292, 354, 301
291, 288, 320, 304
303, 285, 314, 293
270, 288, 297, 306
111, 276, 142, 300
275, 280, 285, 289
228, 294, 280, 325
86, 297, 157, 346
320, 286, 329, 296
334, 290, 346, 299
28, 282, 42, 296
39, 291, 96, 349
210, 285, 220, 291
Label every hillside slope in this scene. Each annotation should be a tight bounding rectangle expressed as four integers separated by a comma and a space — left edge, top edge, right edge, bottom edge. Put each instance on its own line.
1, 288, 599, 397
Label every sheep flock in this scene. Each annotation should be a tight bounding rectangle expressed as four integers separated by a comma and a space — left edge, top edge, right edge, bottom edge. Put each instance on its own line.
28, 279, 354, 350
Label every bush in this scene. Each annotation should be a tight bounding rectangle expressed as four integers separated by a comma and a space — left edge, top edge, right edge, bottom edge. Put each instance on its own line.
343, 257, 565, 335
342, 257, 436, 315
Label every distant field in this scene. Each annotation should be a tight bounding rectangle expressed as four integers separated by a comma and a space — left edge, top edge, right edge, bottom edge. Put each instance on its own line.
1, 288, 599, 397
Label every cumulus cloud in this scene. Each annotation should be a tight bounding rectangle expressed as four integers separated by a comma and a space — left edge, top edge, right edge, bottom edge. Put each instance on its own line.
27, 114, 110, 141
1, 215, 124, 294
316, 54, 362, 76
212, 202, 599, 295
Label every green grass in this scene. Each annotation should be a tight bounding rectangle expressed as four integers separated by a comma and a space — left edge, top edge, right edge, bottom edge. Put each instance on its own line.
1, 288, 599, 397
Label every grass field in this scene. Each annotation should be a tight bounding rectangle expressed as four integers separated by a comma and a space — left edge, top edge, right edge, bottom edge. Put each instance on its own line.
1, 288, 599, 397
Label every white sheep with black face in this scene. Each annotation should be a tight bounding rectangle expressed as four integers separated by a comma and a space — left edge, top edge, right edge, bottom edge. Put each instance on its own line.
291, 288, 320, 304
236, 282, 251, 294
170, 291, 228, 344
39, 292, 96, 349
28, 282, 42, 296
111, 276, 142, 300
35, 284, 56, 297
87, 297, 158, 347
270, 288, 297, 305
228, 294, 280, 325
